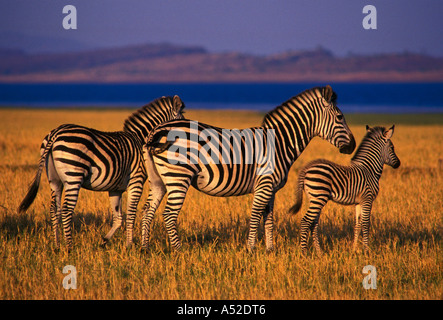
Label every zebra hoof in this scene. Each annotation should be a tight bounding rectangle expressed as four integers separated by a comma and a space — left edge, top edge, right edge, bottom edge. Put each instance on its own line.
266, 247, 275, 254
316, 250, 324, 258
100, 237, 109, 248
140, 246, 150, 254
246, 246, 256, 255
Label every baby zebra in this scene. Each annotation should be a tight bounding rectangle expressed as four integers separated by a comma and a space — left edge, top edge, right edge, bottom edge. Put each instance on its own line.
289, 125, 400, 255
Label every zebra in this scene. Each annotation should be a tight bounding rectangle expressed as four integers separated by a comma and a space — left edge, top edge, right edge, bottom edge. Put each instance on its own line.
289, 125, 400, 255
141, 85, 356, 251
17, 95, 185, 251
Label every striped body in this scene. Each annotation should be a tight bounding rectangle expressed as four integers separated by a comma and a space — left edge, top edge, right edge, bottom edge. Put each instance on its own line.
44, 125, 143, 192
141, 85, 356, 251
290, 125, 400, 255
150, 122, 275, 196
18, 96, 185, 250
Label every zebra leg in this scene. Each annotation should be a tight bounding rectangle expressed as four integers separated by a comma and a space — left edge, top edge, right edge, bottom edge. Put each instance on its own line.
60, 183, 81, 252
47, 154, 63, 250
299, 196, 328, 256
352, 204, 363, 251
161, 178, 192, 251
311, 220, 323, 257
141, 147, 166, 250
262, 194, 275, 252
360, 201, 373, 253
101, 191, 123, 247
125, 177, 145, 248
142, 190, 166, 250
140, 183, 166, 250
49, 186, 63, 250
248, 179, 274, 251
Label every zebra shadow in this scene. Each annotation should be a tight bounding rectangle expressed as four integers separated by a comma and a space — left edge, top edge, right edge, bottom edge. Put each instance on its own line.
163, 217, 251, 249
372, 224, 441, 248
71, 211, 108, 232
319, 215, 356, 242
0, 211, 45, 240
0, 209, 111, 242
285, 212, 441, 252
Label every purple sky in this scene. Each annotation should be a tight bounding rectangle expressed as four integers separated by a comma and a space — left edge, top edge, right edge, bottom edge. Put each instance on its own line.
1, 0, 442, 56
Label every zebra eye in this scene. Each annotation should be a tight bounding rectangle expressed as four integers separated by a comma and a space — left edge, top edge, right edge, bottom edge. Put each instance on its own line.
337, 114, 343, 121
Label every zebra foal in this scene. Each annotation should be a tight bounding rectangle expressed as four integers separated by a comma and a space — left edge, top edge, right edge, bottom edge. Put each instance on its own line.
17, 96, 185, 251
289, 125, 400, 255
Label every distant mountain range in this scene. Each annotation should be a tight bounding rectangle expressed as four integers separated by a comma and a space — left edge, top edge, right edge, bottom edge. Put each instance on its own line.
1, 43, 442, 82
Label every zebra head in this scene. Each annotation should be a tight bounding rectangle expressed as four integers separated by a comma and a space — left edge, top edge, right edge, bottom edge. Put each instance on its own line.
315, 85, 356, 154
155, 95, 186, 122
368, 125, 401, 169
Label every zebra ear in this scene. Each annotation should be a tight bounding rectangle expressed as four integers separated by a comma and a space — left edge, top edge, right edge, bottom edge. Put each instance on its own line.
384, 125, 395, 139
173, 95, 184, 112
366, 125, 371, 131
323, 85, 334, 103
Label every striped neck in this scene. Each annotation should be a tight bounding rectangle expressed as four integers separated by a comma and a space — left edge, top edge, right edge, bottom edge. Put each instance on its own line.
262, 88, 325, 162
351, 128, 386, 178
123, 96, 179, 144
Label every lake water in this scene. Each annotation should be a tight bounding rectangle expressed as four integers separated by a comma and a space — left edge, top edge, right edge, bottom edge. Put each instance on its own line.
0, 83, 442, 113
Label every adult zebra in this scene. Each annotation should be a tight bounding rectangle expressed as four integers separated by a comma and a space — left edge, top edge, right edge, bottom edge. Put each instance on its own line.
141, 85, 356, 251
17, 95, 185, 251
289, 125, 400, 255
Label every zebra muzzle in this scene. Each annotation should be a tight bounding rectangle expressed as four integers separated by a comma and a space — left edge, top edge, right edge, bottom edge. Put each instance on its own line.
339, 136, 356, 154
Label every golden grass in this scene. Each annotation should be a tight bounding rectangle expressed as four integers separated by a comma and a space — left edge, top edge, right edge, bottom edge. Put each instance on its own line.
0, 108, 441, 300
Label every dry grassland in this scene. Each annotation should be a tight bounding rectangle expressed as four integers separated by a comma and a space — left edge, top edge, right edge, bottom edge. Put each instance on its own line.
0, 108, 441, 299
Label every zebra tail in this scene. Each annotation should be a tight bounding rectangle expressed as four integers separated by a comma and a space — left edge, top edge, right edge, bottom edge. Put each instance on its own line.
288, 167, 307, 215
17, 131, 56, 214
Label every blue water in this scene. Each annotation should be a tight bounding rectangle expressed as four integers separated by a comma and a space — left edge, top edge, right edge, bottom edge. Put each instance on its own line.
0, 83, 442, 113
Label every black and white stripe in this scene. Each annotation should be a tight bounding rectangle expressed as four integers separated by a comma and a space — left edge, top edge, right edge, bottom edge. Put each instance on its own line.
289, 125, 400, 255
17, 95, 185, 251
141, 85, 356, 251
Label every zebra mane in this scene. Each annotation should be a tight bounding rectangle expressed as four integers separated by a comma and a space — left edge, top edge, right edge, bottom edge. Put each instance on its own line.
123, 95, 184, 143
351, 126, 386, 161
261, 86, 336, 128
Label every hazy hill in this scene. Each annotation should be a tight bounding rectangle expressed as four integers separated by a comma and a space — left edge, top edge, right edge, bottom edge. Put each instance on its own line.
0, 43, 442, 82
